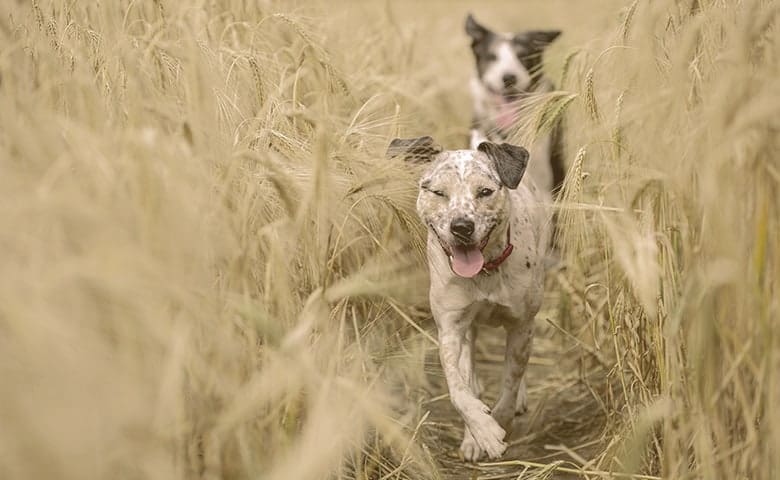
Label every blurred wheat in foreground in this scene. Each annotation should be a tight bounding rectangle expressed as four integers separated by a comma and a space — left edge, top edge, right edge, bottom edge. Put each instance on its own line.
0, 1, 777, 479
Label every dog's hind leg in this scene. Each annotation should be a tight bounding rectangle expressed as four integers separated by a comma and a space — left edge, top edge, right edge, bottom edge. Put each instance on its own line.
515, 377, 528, 415
491, 321, 533, 435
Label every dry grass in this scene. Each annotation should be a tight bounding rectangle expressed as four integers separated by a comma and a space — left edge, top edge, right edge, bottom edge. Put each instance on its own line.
0, 0, 777, 479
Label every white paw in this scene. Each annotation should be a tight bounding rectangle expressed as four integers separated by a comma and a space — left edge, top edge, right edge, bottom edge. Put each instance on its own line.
459, 427, 483, 462
466, 408, 507, 460
515, 379, 528, 415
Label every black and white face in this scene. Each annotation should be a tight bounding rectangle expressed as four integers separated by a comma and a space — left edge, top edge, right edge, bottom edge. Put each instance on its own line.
466, 14, 561, 98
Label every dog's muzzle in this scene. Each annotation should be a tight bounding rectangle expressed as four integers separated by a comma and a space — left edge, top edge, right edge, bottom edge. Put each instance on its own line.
429, 223, 497, 279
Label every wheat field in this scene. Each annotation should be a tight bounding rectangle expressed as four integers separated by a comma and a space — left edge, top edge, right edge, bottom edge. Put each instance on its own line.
0, 0, 777, 479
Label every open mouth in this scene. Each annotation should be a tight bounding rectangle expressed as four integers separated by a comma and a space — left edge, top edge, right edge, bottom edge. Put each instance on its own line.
430, 225, 494, 278
486, 89, 525, 131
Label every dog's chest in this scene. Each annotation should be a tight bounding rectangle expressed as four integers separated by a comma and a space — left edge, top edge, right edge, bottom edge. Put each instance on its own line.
462, 266, 539, 323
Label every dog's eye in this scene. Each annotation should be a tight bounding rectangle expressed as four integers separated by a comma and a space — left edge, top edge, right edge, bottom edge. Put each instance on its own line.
431, 190, 447, 197
486, 53, 497, 61
477, 188, 494, 198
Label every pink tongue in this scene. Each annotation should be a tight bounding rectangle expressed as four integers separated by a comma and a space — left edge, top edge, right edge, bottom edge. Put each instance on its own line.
495, 97, 518, 130
451, 245, 485, 278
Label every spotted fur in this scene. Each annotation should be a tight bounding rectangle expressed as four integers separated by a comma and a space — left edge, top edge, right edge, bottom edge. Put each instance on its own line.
389, 138, 552, 462
417, 150, 507, 253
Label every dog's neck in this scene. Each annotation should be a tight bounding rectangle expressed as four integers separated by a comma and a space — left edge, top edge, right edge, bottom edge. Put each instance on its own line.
482, 208, 512, 267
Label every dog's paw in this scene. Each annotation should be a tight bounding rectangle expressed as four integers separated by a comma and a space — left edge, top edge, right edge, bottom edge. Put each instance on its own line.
467, 409, 507, 460
459, 427, 483, 462
515, 379, 528, 415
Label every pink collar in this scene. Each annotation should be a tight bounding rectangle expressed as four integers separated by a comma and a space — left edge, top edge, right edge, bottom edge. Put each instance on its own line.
482, 225, 514, 272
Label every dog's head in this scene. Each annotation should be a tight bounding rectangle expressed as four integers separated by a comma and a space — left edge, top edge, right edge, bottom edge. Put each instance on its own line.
387, 137, 529, 278
465, 14, 560, 98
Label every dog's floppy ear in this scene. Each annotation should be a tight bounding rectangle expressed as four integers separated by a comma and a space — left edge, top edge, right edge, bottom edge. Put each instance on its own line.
386, 136, 442, 164
465, 14, 490, 42
517, 30, 562, 51
478, 142, 529, 189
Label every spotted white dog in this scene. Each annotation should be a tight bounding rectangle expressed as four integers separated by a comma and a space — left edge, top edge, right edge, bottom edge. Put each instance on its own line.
466, 14, 564, 195
387, 137, 551, 461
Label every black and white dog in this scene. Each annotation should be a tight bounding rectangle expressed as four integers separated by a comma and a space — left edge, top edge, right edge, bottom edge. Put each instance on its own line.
466, 14, 565, 196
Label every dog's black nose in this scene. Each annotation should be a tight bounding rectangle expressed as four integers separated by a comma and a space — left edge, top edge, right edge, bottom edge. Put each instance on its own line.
450, 218, 475, 240
502, 73, 517, 88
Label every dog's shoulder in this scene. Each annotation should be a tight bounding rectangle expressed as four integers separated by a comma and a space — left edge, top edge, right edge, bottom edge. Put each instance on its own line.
509, 177, 552, 247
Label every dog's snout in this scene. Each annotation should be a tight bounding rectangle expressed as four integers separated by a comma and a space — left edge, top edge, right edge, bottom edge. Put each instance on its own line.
450, 218, 475, 240
502, 73, 517, 88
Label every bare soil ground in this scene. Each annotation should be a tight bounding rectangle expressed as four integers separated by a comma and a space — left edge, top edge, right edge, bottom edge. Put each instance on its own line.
418, 273, 612, 479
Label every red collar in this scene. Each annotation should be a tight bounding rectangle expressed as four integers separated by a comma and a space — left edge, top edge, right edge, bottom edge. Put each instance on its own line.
482, 225, 514, 272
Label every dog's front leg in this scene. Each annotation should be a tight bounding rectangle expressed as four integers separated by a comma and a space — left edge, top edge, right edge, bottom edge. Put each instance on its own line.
436, 313, 507, 460
491, 321, 533, 434
458, 325, 481, 397
457, 325, 484, 462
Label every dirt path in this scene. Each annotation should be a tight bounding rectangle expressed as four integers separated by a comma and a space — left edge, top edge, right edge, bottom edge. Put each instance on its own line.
419, 276, 611, 479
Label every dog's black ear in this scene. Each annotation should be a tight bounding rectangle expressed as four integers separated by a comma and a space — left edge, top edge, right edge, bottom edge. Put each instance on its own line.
386, 136, 442, 164
517, 30, 562, 51
478, 142, 529, 189
465, 14, 490, 42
